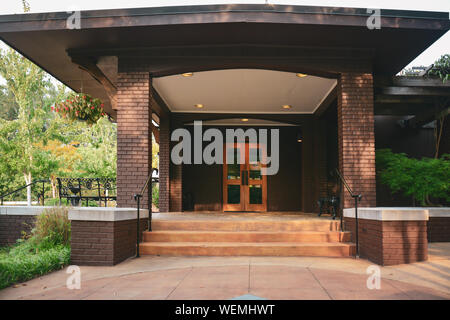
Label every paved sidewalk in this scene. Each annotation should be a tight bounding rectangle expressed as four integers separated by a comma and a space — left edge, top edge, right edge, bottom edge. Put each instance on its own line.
1, 243, 449, 300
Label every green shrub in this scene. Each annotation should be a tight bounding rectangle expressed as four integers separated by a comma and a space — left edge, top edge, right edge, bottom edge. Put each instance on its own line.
152, 183, 159, 208
0, 243, 69, 289
44, 197, 70, 206
376, 149, 450, 206
29, 207, 71, 249
0, 207, 71, 289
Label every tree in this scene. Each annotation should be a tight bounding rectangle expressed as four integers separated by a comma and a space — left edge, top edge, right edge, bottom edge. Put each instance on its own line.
73, 116, 117, 179
0, 48, 62, 205
0, 85, 19, 120
376, 149, 450, 206
428, 54, 450, 83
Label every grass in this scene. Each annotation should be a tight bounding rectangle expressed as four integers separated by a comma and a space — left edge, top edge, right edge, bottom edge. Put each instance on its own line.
0, 207, 71, 289
0, 242, 70, 289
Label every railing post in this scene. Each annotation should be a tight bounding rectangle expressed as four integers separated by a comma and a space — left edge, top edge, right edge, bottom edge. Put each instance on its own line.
134, 194, 141, 258
354, 196, 359, 258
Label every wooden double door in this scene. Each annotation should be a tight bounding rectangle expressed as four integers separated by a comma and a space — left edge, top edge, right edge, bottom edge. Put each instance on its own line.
223, 143, 267, 212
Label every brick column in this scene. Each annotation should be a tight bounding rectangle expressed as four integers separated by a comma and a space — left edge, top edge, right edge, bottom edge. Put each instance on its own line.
337, 73, 376, 208
169, 122, 183, 212
116, 72, 152, 208
158, 115, 170, 212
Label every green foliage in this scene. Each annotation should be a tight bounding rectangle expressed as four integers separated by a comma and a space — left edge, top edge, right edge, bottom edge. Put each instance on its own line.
152, 183, 159, 208
0, 48, 65, 202
29, 207, 71, 249
53, 92, 105, 125
73, 117, 117, 179
0, 208, 71, 289
152, 135, 159, 169
376, 149, 450, 206
0, 48, 117, 201
428, 54, 450, 83
0, 84, 19, 120
0, 243, 69, 289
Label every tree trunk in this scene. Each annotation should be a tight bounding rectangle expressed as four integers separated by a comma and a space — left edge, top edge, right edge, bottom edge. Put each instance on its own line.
24, 172, 32, 206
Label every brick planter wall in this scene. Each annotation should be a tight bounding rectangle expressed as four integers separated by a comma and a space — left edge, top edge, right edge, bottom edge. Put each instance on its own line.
70, 218, 148, 266
69, 208, 149, 266
427, 209, 450, 242
0, 206, 51, 247
0, 215, 35, 246
344, 208, 429, 266
428, 217, 450, 242
344, 217, 428, 265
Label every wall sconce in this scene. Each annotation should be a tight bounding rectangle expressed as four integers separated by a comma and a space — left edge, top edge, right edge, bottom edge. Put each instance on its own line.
297, 130, 303, 143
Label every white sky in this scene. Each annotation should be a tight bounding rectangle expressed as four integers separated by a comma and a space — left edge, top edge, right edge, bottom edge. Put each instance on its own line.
0, 0, 449, 70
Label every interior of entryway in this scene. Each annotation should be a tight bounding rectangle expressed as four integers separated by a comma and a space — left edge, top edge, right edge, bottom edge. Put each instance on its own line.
223, 142, 267, 212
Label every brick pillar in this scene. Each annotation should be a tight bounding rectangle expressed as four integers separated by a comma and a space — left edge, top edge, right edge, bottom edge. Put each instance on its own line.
337, 73, 376, 208
169, 122, 183, 212
158, 115, 170, 212
116, 71, 152, 208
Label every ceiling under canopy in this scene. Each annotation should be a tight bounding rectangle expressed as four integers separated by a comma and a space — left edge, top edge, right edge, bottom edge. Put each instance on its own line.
153, 69, 337, 114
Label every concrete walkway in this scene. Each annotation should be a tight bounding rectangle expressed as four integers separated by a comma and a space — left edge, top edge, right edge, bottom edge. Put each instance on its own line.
1, 243, 449, 300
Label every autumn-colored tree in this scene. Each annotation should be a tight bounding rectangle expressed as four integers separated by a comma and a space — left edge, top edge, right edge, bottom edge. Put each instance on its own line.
0, 49, 62, 204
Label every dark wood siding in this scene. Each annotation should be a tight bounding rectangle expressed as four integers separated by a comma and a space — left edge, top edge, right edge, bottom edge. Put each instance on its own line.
182, 126, 302, 211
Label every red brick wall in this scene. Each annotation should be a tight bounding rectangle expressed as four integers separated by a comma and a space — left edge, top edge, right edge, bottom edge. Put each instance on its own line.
428, 217, 450, 242
71, 218, 148, 266
345, 217, 428, 266
337, 73, 376, 208
169, 122, 183, 212
170, 162, 183, 212
116, 71, 152, 208
159, 115, 170, 212
0, 215, 35, 246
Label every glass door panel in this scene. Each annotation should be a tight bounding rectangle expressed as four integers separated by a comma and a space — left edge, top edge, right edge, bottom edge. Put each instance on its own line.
223, 143, 245, 211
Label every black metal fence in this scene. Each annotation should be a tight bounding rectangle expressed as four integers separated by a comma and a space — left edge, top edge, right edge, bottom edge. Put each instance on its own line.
57, 177, 116, 207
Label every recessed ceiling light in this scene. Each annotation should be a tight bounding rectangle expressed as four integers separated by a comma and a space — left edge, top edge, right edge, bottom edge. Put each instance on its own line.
282, 105, 292, 109
182, 73, 194, 77
241, 118, 249, 122
194, 104, 204, 108
296, 73, 307, 78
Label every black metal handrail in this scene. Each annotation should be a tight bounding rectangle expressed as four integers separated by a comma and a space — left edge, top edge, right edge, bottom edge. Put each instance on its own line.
0, 179, 50, 206
134, 168, 158, 258
335, 168, 362, 258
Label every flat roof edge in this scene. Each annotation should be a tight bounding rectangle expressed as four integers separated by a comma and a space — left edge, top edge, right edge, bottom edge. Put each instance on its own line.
0, 4, 448, 24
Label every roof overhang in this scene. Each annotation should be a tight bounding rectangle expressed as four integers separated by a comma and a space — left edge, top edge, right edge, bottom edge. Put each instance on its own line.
0, 4, 448, 117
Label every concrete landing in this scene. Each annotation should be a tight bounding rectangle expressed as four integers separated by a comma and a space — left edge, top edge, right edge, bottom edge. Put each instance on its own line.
1, 243, 449, 300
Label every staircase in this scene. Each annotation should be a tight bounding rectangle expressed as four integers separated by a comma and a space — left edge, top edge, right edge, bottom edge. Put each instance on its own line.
140, 219, 355, 257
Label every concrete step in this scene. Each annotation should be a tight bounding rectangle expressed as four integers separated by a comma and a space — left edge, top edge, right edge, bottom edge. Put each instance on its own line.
152, 220, 341, 232
140, 242, 356, 257
143, 230, 351, 243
